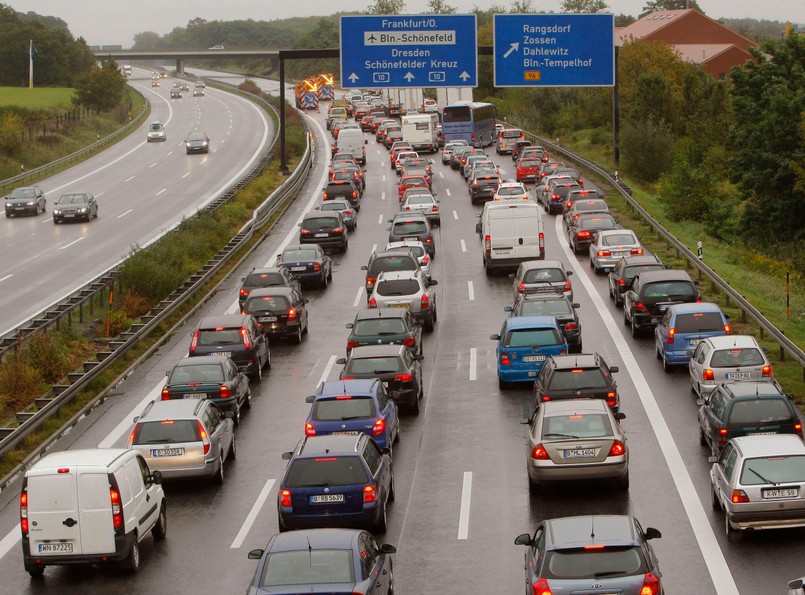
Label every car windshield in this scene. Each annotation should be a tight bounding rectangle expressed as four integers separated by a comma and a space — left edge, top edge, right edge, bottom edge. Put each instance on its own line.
376, 279, 420, 296
169, 363, 224, 384
549, 368, 610, 390
601, 233, 637, 247
313, 397, 376, 421
285, 457, 369, 487
261, 549, 354, 587
369, 256, 417, 276
544, 547, 646, 579
10, 188, 37, 198
347, 356, 402, 375
149, 124, 163, 132
353, 319, 406, 336
187, 133, 207, 142
245, 295, 290, 312
543, 413, 613, 439
303, 217, 339, 232
740, 455, 805, 486
392, 221, 427, 235
674, 312, 724, 333
729, 399, 792, 424
642, 281, 696, 298
524, 268, 565, 283
56, 194, 89, 205
517, 299, 573, 317
197, 328, 242, 346
244, 272, 287, 288
710, 348, 765, 368
133, 420, 200, 445
499, 186, 526, 196
282, 249, 318, 261
504, 328, 563, 347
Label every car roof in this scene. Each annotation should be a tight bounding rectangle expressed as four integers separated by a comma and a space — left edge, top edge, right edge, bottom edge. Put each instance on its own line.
303, 211, 341, 220
30, 448, 131, 472
354, 308, 407, 321
540, 399, 612, 416
548, 353, 603, 369
391, 212, 428, 222
635, 270, 693, 283
247, 286, 295, 298
319, 379, 379, 395
283, 244, 318, 252
376, 270, 421, 281
386, 240, 425, 249
139, 398, 206, 421
521, 260, 565, 270
546, 515, 639, 549
505, 315, 560, 330
268, 528, 360, 553
597, 229, 636, 238
732, 434, 805, 456
297, 434, 364, 457
619, 255, 662, 266
721, 380, 785, 398
249, 266, 288, 275
371, 249, 417, 260
172, 355, 226, 367
198, 314, 250, 328
705, 335, 760, 349
348, 344, 407, 358
666, 302, 723, 314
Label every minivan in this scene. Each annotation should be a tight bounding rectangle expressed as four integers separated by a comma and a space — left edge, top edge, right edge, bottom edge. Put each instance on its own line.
189, 314, 270, 381
21, 449, 166, 576
654, 302, 730, 371
479, 201, 545, 276
336, 128, 368, 165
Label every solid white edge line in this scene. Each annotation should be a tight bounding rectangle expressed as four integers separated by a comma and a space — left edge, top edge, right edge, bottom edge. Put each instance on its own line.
469, 347, 477, 381
0, 526, 20, 560
229, 478, 276, 548
554, 216, 738, 594
457, 471, 472, 540
98, 382, 164, 449
460, 239, 467, 253
353, 285, 364, 308
468, 280, 475, 301
316, 355, 338, 389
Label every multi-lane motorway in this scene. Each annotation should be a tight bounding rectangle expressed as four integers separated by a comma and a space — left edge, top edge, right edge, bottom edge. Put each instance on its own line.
0, 73, 800, 594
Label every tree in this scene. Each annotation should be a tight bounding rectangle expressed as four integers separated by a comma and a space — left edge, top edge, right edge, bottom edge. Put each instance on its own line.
560, 0, 609, 13
133, 31, 162, 50
74, 59, 126, 113
367, 0, 405, 14
509, 0, 534, 12
640, 0, 702, 16
426, 0, 457, 14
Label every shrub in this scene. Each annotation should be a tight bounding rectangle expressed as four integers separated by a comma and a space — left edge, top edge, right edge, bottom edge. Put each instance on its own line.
620, 116, 675, 182
21, 331, 73, 384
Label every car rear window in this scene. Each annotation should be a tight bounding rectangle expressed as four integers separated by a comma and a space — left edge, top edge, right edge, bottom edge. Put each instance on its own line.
574, 201, 608, 213
197, 328, 243, 346
548, 368, 610, 390
375, 279, 420, 296
245, 295, 290, 312
524, 268, 565, 283
517, 299, 573, 317
303, 217, 340, 231
169, 364, 224, 384
642, 281, 696, 299
498, 186, 526, 196
552, 185, 581, 198
389, 245, 425, 258
543, 413, 613, 439
674, 312, 724, 333
406, 195, 435, 205
313, 396, 376, 421
326, 184, 353, 194
740, 455, 805, 486
601, 233, 638, 247
244, 272, 286, 288
622, 264, 664, 281
579, 216, 617, 229
369, 256, 418, 276
261, 550, 354, 587
285, 457, 369, 487
392, 221, 427, 235
282, 249, 318, 261
519, 159, 540, 167
544, 547, 646, 579
729, 399, 793, 424
710, 348, 765, 368
504, 329, 564, 347
133, 420, 200, 444
352, 319, 406, 336
347, 356, 402, 375
500, 129, 522, 139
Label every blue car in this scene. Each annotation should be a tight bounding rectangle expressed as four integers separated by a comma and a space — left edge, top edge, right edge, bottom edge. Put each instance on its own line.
304, 379, 400, 450
278, 434, 394, 532
654, 302, 730, 371
246, 528, 397, 595
491, 315, 568, 389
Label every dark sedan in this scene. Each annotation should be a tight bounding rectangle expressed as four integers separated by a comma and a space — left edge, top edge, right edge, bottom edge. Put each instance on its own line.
5, 186, 45, 217
185, 131, 210, 154
566, 212, 618, 254
276, 244, 332, 288
52, 193, 98, 223
507, 293, 583, 353
299, 211, 348, 252
238, 266, 301, 309
346, 308, 423, 357
242, 287, 309, 344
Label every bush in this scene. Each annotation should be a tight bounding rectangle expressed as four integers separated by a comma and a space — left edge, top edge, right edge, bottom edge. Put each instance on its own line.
21, 331, 74, 384
620, 116, 675, 182
0, 355, 41, 415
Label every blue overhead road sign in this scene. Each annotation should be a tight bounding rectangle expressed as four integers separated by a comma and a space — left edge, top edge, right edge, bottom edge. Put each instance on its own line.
340, 15, 477, 88
493, 14, 615, 87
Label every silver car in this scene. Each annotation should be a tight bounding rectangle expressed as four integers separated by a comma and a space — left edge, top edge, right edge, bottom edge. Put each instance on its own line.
317, 199, 356, 231
128, 398, 235, 485
147, 121, 166, 142
400, 192, 440, 226
510, 259, 573, 301
588, 229, 643, 274
520, 399, 629, 494
442, 140, 469, 164
710, 434, 805, 538
386, 240, 431, 280
369, 269, 438, 332
688, 334, 773, 398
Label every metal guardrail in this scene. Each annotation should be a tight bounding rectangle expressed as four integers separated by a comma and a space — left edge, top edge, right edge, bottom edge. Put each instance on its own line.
0, 87, 310, 474
509, 122, 805, 372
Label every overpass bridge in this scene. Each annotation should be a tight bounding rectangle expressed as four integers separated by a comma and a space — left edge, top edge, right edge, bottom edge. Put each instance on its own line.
92, 49, 280, 74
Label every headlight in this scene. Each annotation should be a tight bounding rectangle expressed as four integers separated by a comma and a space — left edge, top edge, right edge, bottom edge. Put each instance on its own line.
54, 209, 61, 214
78, 208, 87, 213
27, 201, 35, 206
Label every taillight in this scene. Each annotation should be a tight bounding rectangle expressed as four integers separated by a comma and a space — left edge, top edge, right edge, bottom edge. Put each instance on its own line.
279, 490, 292, 507
128, 424, 138, 446
363, 485, 377, 503
366, 276, 376, 287
564, 322, 578, 331
432, 205, 438, 212
530, 444, 549, 460
239, 288, 250, 298
795, 423, 803, 438
731, 489, 749, 504
485, 235, 491, 254
761, 365, 772, 377
323, 192, 329, 200
347, 340, 359, 351
635, 302, 647, 312
541, 395, 551, 402
421, 256, 429, 265
351, 191, 357, 198
305, 422, 315, 437
395, 373, 413, 382
219, 385, 231, 399
608, 440, 626, 456
630, 247, 644, 255
577, 231, 591, 239
241, 327, 251, 350
618, 278, 625, 286
518, 282, 525, 294
197, 420, 210, 454
640, 572, 660, 595
564, 280, 571, 292
190, 329, 199, 352
300, 229, 311, 235
607, 391, 617, 407
333, 227, 343, 233
20, 490, 28, 535
551, 193, 560, 200
368, 296, 377, 308
539, 232, 544, 251
110, 488, 123, 530
532, 577, 553, 595
313, 262, 321, 272
703, 368, 715, 381
402, 336, 415, 347
372, 418, 386, 436
288, 307, 298, 321
724, 324, 731, 334
597, 250, 612, 257
667, 328, 676, 344
500, 352, 511, 366
343, 210, 352, 216
161, 387, 170, 400
425, 237, 432, 243
718, 427, 728, 443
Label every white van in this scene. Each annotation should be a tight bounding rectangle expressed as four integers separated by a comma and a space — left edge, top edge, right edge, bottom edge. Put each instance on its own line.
402, 113, 438, 153
479, 201, 545, 275
21, 448, 166, 576
336, 128, 368, 165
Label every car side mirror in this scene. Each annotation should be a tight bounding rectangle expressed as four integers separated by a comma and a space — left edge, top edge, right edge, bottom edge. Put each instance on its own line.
415, 354, 424, 361
336, 357, 347, 365
361, 265, 368, 270
248, 549, 264, 560
297, 222, 302, 227
346, 323, 354, 329
566, 271, 573, 276
364, 139, 368, 145
685, 350, 694, 357
644, 527, 662, 540
322, 187, 326, 191
165, 370, 170, 376
281, 451, 293, 460
381, 447, 392, 455
724, 314, 730, 320
519, 416, 530, 425
787, 393, 796, 400
514, 533, 533, 546
387, 218, 393, 223
149, 471, 162, 485
694, 280, 700, 286
609, 366, 619, 373
429, 279, 438, 286
572, 303, 581, 309
490, 334, 500, 341
707, 456, 718, 464
305, 395, 315, 403
380, 543, 397, 554
223, 411, 235, 419
132, 415, 140, 423
789, 579, 804, 590
504, 306, 513, 312
615, 412, 626, 421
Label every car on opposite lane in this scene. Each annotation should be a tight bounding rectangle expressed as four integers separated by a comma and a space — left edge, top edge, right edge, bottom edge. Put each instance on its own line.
185, 131, 210, 154
146, 121, 166, 142
5, 186, 46, 217
52, 192, 98, 223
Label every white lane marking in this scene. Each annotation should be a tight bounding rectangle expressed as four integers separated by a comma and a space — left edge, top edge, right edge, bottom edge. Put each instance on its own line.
452, 210, 458, 220
155, 188, 167, 196
382, 175, 386, 182
0, 527, 20, 561
220, 140, 225, 145
167, 151, 173, 156
149, 162, 157, 168
381, 192, 386, 201
99, 382, 163, 449
229, 479, 276, 549
59, 237, 85, 250
0, 274, 12, 283
317, 355, 338, 387
460, 239, 467, 253
439, 171, 444, 178
457, 471, 472, 540
181, 172, 190, 179
378, 214, 383, 224
445, 188, 452, 197
201, 158, 208, 164
116, 209, 133, 219
469, 348, 477, 381
124, 176, 135, 183
95, 192, 104, 198
467, 281, 475, 301
554, 216, 739, 594
353, 286, 364, 307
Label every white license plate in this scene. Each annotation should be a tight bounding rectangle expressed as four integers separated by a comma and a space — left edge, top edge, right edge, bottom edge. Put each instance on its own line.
259, 316, 278, 322
315, 233, 328, 238
332, 431, 361, 435
211, 352, 232, 358
152, 448, 185, 457
183, 393, 207, 399
727, 372, 751, 379
522, 355, 546, 362
689, 339, 702, 346
311, 494, 345, 503
563, 448, 596, 458
290, 266, 306, 271
64, 214, 75, 218
404, 237, 419, 241
494, 249, 512, 255
762, 487, 799, 499
38, 543, 73, 554
749, 431, 778, 436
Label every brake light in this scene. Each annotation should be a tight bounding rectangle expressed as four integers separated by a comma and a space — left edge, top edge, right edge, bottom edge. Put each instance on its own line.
432, 205, 438, 212
635, 302, 647, 312
161, 387, 170, 400
288, 307, 298, 322
518, 282, 525, 294
305, 422, 315, 437
541, 395, 551, 402
564, 280, 571, 292
667, 328, 676, 344
279, 490, 292, 507
731, 489, 749, 504
577, 231, 591, 239
368, 296, 377, 308
531, 577, 553, 595
20, 491, 28, 535
618, 278, 625, 287
703, 368, 715, 381
313, 262, 321, 272
395, 373, 413, 382
402, 336, 415, 348
500, 352, 511, 366
761, 365, 772, 377
724, 324, 731, 334
197, 420, 210, 454
363, 485, 377, 503
351, 192, 357, 199
110, 488, 123, 530
219, 385, 231, 399
128, 424, 138, 446
564, 322, 578, 331
607, 391, 617, 407
551, 193, 560, 200
372, 418, 386, 437
718, 427, 728, 443
485, 235, 491, 254
608, 440, 626, 456
190, 329, 199, 352
239, 288, 250, 298
421, 256, 429, 265
241, 327, 251, 350
300, 229, 311, 235
530, 444, 550, 460
597, 250, 612, 257
333, 227, 343, 233
630, 248, 644, 255
795, 423, 803, 438
347, 340, 359, 351
366, 276, 376, 287
323, 192, 329, 200
539, 232, 544, 251
640, 572, 660, 595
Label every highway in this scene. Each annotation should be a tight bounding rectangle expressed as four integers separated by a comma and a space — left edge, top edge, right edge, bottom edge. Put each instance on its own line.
0, 67, 274, 336
0, 77, 800, 594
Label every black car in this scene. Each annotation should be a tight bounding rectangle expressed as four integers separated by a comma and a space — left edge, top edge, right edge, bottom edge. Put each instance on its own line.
239, 266, 301, 309
384, 129, 403, 149
323, 180, 361, 210
5, 186, 45, 217
361, 249, 421, 303
608, 254, 666, 307
346, 308, 423, 357
468, 172, 503, 204
622, 269, 701, 337
299, 211, 348, 252
386, 213, 435, 257
276, 244, 332, 287
242, 287, 309, 344
52, 193, 98, 223
161, 355, 251, 425
338, 344, 424, 415
185, 131, 210, 154
189, 314, 270, 381
510, 139, 533, 162
506, 293, 583, 353
541, 182, 582, 215
534, 353, 620, 411
563, 196, 609, 226
566, 212, 618, 254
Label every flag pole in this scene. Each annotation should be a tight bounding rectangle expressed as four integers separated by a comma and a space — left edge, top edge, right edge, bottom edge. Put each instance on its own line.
29, 40, 33, 89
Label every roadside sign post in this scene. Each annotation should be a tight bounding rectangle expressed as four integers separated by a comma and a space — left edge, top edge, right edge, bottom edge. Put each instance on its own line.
340, 15, 477, 88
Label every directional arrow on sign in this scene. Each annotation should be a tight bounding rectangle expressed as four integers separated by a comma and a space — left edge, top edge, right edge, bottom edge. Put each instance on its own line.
348, 73, 359, 83
459, 71, 471, 81
403, 72, 415, 82
503, 42, 519, 59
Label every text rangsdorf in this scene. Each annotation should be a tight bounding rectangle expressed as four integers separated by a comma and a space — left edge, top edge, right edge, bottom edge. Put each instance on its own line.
364, 30, 455, 46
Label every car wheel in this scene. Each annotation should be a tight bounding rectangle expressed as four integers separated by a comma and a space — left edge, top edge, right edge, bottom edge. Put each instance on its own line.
498, 376, 508, 390
252, 360, 262, 382
711, 484, 721, 511
409, 391, 421, 415
388, 566, 395, 595
528, 477, 541, 496
608, 283, 614, 298
265, 348, 271, 370
616, 471, 630, 492
662, 354, 673, 373
25, 561, 45, 578
124, 538, 140, 572
214, 453, 225, 485
615, 294, 623, 308
53, 217, 58, 224
230, 434, 237, 460
320, 272, 328, 288
152, 504, 167, 541
232, 404, 241, 427
327, 267, 333, 281
692, 382, 699, 396
589, 258, 595, 270
699, 426, 708, 447
423, 314, 435, 333
293, 325, 303, 345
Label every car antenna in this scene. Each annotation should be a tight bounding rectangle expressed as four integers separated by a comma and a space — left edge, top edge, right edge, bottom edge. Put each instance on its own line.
590, 515, 596, 541
307, 535, 313, 568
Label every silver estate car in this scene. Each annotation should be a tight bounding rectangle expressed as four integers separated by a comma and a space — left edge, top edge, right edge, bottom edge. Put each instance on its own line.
386, 240, 431, 280
710, 434, 805, 538
510, 259, 573, 301
400, 192, 440, 226
128, 398, 235, 485
589, 229, 643, 274
688, 334, 773, 398
369, 269, 438, 332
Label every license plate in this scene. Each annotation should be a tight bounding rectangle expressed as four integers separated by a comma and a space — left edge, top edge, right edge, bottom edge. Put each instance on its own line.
38, 543, 73, 554
749, 431, 777, 436
212, 352, 232, 358
152, 448, 185, 457
404, 237, 419, 241
762, 487, 799, 499
689, 339, 702, 346
332, 431, 361, 435
315, 233, 328, 238
259, 316, 278, 322
311, 494, 344, 503
494, 248, 512, 255
727, 372, 751, 379
522, 355, 546, 362
563, 448, 596, 458
183, 393, 207, 399
290, 266, 306, 271
391, 304, 409, 308
658, 305, 668, 312
64, 214, 75, 218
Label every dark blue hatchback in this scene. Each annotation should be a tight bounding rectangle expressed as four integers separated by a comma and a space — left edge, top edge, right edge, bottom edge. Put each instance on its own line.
304, 379, 400, 450
278, 434, 395, 533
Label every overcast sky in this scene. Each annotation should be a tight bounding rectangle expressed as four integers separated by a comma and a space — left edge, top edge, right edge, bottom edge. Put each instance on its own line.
8, 0, 805, 47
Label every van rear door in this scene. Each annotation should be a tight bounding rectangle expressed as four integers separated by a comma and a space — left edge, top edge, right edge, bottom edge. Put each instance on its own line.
511, 210, 543, 260
27, 472, 83, 556
78, 472, 116, 554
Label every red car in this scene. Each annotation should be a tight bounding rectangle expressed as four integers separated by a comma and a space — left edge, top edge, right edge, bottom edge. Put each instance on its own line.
516, 158, 541, 183
398, 174, 430, 199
